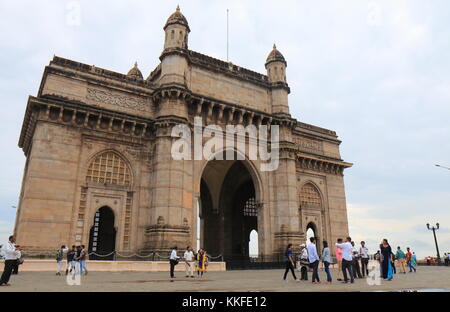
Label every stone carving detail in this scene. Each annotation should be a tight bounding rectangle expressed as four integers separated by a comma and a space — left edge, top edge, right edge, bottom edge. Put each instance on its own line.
295, 137, 323, 154
87, 88, 148, 112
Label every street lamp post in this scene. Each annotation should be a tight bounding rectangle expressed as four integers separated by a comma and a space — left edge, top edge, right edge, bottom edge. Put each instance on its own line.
426, 223, 441, 264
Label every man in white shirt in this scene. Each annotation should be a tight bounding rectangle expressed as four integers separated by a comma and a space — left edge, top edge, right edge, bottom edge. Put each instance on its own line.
307, 237, 320, 283
0, 236, 22, 286
298, 244, 309, 280
183, 246, 195, 278
335, 237, 354, 283
351, 241, 362, 278
169, 246, 180, 279
360, 241, 369, 277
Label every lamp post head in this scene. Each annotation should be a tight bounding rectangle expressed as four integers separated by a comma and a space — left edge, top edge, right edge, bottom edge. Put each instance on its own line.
427, 223, 430, 229
436, 223, 439, 230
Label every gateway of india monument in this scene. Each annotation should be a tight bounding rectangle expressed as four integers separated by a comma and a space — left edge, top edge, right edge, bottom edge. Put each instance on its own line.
14, 7, 352, 261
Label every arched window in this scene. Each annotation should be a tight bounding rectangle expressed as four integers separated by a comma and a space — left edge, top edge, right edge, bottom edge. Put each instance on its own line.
243, 197, 257, 217
299, 183, 322, 208
171, 30, 175, 39
86, 151, 131, 186
249, 229, 258, 258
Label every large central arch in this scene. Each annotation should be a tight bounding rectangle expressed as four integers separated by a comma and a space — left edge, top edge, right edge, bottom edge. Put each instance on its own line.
198, 156, 262, 261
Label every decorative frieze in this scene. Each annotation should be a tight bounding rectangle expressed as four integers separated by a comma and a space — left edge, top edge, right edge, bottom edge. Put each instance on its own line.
87, 88, 148, 112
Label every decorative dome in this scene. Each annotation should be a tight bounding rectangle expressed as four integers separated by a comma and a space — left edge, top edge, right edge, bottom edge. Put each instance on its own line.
164, 5, 190, 32
127, 62, 143, 80
265, 44, 286, 66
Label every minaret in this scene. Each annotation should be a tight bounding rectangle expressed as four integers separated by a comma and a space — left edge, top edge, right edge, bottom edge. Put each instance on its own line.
265, 44, 290, 116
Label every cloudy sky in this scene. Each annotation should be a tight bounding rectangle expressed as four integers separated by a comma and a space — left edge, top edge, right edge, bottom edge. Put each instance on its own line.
0, 0, 449, 259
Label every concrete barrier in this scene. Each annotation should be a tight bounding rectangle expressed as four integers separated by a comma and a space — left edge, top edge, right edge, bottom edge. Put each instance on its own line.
0, 259, 226, 272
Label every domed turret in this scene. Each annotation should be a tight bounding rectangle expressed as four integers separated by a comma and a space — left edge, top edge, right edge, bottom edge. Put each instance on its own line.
265, 44, 286, 66
127, 62, 143, 80
164, 5, 190, 32
163, 6, 190, 50
265, 44, 290, 115
265, 44, 287, 83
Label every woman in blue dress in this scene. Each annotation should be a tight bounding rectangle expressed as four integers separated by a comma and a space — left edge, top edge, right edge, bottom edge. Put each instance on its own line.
380, 239, 393, 280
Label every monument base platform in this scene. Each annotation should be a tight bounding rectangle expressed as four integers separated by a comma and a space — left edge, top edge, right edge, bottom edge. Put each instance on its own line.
0, 259, 226, 272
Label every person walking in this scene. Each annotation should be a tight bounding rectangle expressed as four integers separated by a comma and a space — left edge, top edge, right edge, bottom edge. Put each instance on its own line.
321, 241, 332, 284
360, 241, 369, 277
396, 246, 406, 274
56, 245, 68, 275
282, 244, 298, 282
406, 247, 416, 273
183, 246, 195, 278
335, 244, 343, 281
298, 244, 309, 281
0, 236, 22, 286
335, 237, 354, 284
308, 238, 320, 284
380, 239, 393, 280
196, 248, 207, 278
169, 246, 180, 279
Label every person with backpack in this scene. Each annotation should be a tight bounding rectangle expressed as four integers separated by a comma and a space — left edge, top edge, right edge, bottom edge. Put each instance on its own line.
56, 245, 68, 275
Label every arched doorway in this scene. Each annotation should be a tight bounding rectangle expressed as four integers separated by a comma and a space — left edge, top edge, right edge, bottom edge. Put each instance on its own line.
249, 230, 258, 259
89, 206, 116, 260
199, 159, 260, 261
306, 222, 320, 252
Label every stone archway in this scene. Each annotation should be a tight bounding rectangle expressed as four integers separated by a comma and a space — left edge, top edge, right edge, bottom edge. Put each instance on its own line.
199, 158, 261, 261
88, 206, 116, 260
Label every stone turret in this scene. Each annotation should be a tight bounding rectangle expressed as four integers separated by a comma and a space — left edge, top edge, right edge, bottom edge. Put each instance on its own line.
265, 44, 290, 115
163, 5, 190, 50
126, 62, 143, 80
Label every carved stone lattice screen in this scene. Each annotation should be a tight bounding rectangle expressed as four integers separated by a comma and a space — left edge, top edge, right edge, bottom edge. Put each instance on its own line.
86, 151, 131, 185
299, 183, 322, 208
243, 197, 258, 217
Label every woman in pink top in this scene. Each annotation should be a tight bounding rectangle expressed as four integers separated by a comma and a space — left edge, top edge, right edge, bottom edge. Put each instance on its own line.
335, 246, 343, 281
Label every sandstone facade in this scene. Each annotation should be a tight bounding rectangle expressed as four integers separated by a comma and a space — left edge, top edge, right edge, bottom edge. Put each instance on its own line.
15, 7, 352, 260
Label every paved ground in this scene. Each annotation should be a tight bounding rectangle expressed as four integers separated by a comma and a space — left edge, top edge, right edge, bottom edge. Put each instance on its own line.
1, 266, 449, 292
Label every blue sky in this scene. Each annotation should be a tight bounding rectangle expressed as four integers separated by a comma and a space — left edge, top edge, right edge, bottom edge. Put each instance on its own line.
0, 0, 449, 259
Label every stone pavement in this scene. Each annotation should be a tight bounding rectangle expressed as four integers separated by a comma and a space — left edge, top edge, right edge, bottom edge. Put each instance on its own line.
1, 266, 449, 292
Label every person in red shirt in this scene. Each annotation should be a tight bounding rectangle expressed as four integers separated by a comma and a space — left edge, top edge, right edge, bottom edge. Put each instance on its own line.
406, 247, 416, 272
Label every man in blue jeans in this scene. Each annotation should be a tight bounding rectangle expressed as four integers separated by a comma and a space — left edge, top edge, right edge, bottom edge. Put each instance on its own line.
75, 245, 88, 275
307, 237, 320, 284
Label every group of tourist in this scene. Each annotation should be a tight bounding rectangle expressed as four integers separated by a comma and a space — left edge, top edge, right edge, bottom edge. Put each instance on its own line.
169, 246, 209, 279
0, 233, 422, 287
55, 244, 89, 276
282, 236, 418, 284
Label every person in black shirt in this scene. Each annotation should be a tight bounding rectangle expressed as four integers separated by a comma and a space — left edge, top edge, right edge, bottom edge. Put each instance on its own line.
66, 245, 76, 275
